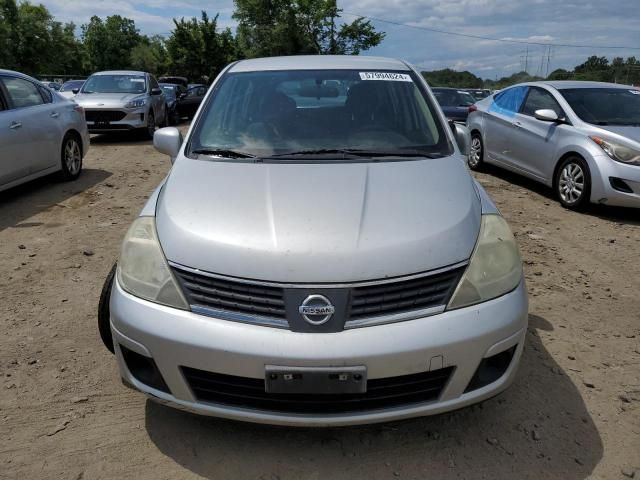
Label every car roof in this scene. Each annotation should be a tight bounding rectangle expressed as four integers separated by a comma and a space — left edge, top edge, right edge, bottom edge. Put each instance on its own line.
229, 55, 410, 73
0, 69, 39, 81
524, 80, 633, 90
91, 70, 148, 76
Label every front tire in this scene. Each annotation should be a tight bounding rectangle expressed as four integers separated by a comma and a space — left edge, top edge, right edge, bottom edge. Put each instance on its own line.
98, 264, 116, 353
468, 133, 484, 171
144, 111, 156, 139
59, 133, 83, 181
555, 156, 591, 210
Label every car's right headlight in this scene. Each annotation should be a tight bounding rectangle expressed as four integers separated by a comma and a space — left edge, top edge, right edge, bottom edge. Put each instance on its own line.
447, 214, 523, 310
590, 136, 640, 166
124, 97, 147, 109
117, 216, 189, 310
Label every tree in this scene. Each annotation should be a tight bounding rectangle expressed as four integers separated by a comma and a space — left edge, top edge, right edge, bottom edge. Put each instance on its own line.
0, 0, 19, 69
233, 0, 384, 58
131, 35, 168, 75
421, 68, 483, 88
166, 12, 236, 81
82, 15, 141, 71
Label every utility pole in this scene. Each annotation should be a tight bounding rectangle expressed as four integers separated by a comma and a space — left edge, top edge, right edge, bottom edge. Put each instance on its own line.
524, 46, 529, 74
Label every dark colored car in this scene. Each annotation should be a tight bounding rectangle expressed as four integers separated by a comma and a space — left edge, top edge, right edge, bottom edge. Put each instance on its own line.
431, 87, 477, 122
160, 83, 186, 125
159, 76, 188, 89
179, 84, 207, 119
464, 89, 492, 101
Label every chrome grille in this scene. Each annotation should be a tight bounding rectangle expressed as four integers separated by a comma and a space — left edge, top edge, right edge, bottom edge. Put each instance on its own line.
347, 267, 464, 323
172, 267, 287, 327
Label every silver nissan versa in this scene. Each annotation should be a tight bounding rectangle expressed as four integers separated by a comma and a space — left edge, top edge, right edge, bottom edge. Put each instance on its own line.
99, 56, 528, 426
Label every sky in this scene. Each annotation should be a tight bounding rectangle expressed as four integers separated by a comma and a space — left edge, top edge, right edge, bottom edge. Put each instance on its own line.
38, 0, 640, 79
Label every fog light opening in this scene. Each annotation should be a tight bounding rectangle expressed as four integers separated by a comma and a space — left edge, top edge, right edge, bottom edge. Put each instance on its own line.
120, 345, 170, 394
464, 345, 517, 393
609, 177, 633, 194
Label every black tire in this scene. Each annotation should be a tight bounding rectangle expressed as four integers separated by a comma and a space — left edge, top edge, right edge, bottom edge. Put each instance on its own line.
162, 108, 169, 128
468, 132, 484, 171
59, 133, 83, 181
554, 156, 591, 210
98, 263, 116, 353
144, 111, 156, 139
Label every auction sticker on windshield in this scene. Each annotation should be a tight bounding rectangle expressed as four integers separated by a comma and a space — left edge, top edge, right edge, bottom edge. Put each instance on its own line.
359, 72, 412, 82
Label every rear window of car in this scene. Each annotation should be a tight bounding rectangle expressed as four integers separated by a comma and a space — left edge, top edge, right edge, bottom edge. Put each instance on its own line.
1, 76, 45, 109
489, 86, 527, 117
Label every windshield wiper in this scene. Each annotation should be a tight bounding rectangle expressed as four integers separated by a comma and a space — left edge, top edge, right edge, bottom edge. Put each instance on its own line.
191, 148, 257, 159
268, 148, 440, 159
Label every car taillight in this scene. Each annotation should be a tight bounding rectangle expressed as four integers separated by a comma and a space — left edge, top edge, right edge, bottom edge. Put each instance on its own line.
468, 105, 478, 113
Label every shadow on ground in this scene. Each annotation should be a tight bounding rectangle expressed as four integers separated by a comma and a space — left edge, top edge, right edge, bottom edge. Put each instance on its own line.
0, 168, 112, 232
480, 165, 639, 226
144, 314, 603, 479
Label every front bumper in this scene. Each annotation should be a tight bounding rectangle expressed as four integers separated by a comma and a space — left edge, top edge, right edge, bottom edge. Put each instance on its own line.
590, 154, 640, 208
85, 107, 148, 133
110, 278, 528, 426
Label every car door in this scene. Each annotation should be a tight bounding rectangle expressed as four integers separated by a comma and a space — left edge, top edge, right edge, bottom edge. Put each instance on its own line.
508, 86, 567, 181
0, 83, 27, 186
149, 75, 165, 120
483, 86, 528, 165
0, 75, 63, 174
181, 86, 206, 118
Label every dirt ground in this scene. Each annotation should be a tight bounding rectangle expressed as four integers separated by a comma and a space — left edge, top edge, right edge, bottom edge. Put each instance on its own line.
0, 130, 639, 480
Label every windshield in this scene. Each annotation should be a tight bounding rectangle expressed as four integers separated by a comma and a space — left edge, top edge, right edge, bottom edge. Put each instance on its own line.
432, 89, 476, 107
161, 85, 176, 99
60, 80, 84, 92
81, 74, 147, 94
559, 88, 640, 126
188, 69, 452, 159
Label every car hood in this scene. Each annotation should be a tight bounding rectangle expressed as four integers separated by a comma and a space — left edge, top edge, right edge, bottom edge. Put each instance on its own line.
156, 157, 481, 283
74, 92, 143, 107
595, 125, 640, 145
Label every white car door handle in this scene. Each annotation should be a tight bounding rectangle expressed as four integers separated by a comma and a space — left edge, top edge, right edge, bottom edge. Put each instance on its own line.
9, 121, 22, 129
50, 112, 59, 118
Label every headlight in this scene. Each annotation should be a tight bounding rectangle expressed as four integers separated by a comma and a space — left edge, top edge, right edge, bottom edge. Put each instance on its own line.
590, 136, 640, 166
125, 98, 146, 108
117, 216, 189, 309
448, 214, 523, 310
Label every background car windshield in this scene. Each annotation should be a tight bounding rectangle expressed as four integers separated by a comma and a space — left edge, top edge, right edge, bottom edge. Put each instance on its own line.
82, 75, 146, 94
559, 88, 640, 125
161, 85, 176, 99
433, 89, 476, 107
190, 70, 451, 158
60, 80, 84, 92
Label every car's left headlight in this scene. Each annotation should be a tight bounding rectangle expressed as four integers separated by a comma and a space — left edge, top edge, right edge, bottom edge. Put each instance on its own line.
590, 136, 640, 166
125, 97, 147, 109
447, 214, 523, 310
117, 216, 189, 309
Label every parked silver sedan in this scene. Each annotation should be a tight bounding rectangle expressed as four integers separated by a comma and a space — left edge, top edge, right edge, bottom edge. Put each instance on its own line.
467, 81, 640, 209
0, 69, 90, 193
73, 70, 167, 138
99, 55, 528, 426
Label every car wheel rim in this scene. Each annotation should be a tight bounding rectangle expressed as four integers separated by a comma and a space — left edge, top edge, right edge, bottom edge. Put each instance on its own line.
469, 137, 481, 167
65, 139, 81, 175
558, 162, 585, 204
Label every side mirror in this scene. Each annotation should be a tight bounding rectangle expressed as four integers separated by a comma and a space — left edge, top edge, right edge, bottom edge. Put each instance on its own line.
72, 88, 79, 94
153, 127, 182, 164
450, 121, 471, 156
151, 88, 163, 96
534, 109, 559, 122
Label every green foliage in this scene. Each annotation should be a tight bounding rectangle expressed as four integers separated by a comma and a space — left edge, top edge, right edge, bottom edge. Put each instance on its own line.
165, 12, 237, 82
421, 68, 484, 88
131, 35, 168, 74
82, 15, 141, 72
0, 0, 84, 75
232, 0, 384, 57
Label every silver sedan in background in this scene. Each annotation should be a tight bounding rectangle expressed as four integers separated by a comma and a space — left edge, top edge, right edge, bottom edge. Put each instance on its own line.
0, 69, 89, 193
467, 81, 640, 209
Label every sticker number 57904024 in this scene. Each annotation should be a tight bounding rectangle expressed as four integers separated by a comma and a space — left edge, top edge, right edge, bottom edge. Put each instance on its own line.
359, 72, 413, 82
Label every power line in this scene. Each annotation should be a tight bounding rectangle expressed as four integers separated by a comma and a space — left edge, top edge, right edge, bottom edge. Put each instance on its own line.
343, 11, 640, 50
